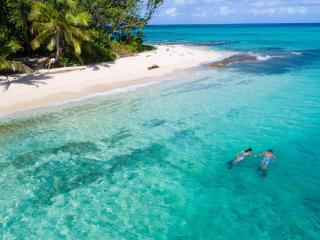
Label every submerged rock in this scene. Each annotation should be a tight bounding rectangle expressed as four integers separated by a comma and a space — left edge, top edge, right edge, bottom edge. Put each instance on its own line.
209, 54, 257, 68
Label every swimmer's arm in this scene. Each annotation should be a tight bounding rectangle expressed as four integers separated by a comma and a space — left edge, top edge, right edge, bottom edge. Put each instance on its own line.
236, 151, 244, 157
255, 152, 264, 157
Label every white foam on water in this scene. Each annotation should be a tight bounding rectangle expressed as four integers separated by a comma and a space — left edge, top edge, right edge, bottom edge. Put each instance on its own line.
291, 51, 303, 55
248, 52, 290, 62
256, 55, 273, 61
57, 81, 159, 104
248, 52, 273, 62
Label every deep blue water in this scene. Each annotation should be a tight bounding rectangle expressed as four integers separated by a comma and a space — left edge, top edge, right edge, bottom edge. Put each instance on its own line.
144, 23, 320, 51
0, 24, 320, 239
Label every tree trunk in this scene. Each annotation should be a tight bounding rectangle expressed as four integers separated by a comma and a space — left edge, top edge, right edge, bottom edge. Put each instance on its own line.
55, 27, 61, 61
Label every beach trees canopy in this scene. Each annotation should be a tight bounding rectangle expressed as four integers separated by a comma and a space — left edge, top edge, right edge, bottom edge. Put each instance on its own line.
0, 0, 33, 51
28, 0, 96, 62
0, 0, 164, 73
78, 0, 164, 31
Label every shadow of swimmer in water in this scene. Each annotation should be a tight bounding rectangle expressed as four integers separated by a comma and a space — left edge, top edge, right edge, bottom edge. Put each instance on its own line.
227, 148, 276, 177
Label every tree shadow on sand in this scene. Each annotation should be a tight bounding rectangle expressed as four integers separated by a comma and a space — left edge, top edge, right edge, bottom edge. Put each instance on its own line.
0, 73, 52, 92
86, 62, 112, 71
0, 63, 114, 92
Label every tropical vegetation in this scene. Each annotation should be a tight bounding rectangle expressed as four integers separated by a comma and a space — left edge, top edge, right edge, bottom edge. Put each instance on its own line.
0, 33, 32, 73
0, 0, 163, 74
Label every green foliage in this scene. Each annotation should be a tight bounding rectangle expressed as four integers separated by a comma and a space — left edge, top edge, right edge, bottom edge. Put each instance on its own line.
29, 0, 96, 60
0, 33, 32, 73
78, 0, 164, 31
61, 42, 116, 66
110, 40, 155, 57
136, 44, 155, 52
81, 43, 116, 64
1, 0, 33, 51
0, 34, 22, 59
60, 28, 116, 65
144, 0, 165, 20
58, 55, 77, 67
112, 31, 155, 55
0, 0, 163, 72
0, 58, 33, 74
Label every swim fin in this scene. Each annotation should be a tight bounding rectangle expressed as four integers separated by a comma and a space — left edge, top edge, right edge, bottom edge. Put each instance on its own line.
261, 169, 267, 178
227, 161, 233, 169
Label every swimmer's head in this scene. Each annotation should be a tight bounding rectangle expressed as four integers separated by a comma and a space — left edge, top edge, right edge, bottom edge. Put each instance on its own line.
268, 149, 273, 153
245, 147, 253, 153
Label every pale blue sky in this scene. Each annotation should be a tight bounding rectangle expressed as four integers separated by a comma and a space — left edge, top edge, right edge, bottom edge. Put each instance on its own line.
150, 0, 320, 24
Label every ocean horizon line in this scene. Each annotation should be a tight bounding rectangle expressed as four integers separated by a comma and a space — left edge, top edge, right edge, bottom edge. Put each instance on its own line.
147, 22, 320, 27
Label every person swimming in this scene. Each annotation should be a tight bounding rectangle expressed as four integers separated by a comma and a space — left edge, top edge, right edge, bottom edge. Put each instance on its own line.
258, 149, 276, 177
227, 147, 253, 169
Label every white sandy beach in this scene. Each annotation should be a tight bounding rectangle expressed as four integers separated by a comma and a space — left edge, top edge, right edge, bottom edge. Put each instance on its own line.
0, 45, 229, 116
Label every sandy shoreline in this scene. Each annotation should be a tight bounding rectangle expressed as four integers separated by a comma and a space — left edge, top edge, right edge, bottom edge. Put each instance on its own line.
0, 45, 230, 116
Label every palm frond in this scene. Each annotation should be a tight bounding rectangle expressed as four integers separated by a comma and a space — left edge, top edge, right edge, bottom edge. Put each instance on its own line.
28, 0, 95, 61
28, 2, 52, 23
71, 39, 81, 55
65, 11, 91, 26
58, 0, 78, 8
47, 37, 56, 51
67, 26, 96, 41
0, 57, 32, 74
31, 21, 55, 33
30, 30, 53, 50
0, 40, 23, 58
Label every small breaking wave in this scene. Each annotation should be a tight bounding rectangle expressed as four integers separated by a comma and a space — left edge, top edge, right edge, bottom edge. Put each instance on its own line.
248, 52, 285, 62
147, 40, 238, 47
187, 40, 239, 47
73, 82, 159, 101
0, 81, 159, 121
291, 51, 303, 55
248, 53, 272, 61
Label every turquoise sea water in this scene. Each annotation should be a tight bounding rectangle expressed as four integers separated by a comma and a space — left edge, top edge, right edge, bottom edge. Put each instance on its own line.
1, 24, 320, 239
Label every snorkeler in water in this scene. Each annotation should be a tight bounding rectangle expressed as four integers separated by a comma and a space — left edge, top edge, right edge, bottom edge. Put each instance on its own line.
257, 149, 276, 177
227, 147, 253, 169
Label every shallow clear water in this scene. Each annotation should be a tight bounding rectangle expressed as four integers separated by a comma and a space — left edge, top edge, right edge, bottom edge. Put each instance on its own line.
1, 24, 320, 239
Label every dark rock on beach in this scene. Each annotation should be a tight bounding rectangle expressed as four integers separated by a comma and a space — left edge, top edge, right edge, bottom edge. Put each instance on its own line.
148, 64, 160, 70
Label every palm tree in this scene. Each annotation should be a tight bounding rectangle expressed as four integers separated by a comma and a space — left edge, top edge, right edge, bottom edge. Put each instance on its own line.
28, 0, 96, 62
0, 39, 32, 74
